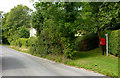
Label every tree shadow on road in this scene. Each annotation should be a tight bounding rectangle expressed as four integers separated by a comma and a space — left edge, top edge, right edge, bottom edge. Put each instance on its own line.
2, 56, 26, 71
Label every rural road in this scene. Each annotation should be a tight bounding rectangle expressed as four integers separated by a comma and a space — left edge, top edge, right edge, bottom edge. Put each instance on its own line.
1, 45, 105, 76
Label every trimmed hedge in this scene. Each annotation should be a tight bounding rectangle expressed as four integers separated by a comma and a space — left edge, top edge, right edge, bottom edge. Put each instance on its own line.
108, 30, 120, 56
100, 29, 120, 56
118, 30, 120, 56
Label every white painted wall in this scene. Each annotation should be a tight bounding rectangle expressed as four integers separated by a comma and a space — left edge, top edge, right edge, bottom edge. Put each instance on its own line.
30, 27, 36, 37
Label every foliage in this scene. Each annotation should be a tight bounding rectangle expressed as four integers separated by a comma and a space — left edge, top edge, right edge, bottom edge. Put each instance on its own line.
15, 39, 22, 47
31, 2, 83, 58
4, 2, 119, 58
99, 30, 111, 38
118, 30, 120, 56
11, 38, 29, 47
2, 5, 32, 43
10, 37, 38, 55
28, 37, 37, 47
16, 26, 30, 38
31, 2, 120, 58
98, 3, 120, 30
74, 33, 99, 51
89, 2, 120, 31
80, 2, 120, 41
108, 30, 120, 56
27, 37, 37, 55
19, 38, 29, 47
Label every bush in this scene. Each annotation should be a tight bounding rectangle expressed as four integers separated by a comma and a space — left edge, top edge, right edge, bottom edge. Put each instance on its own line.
10, 37, 39, 55
15, 39, 22, 47
74, 33, 99, 51
10, 41, 15, 45
108, 30, 120, 56
118, 30, 120, 56
28, 37, 38, 55
18, 38, 28, 47
11, 38, 29, 47
28, 37, 37, 47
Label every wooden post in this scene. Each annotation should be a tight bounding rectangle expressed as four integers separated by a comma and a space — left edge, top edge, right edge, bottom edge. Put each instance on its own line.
105, 34, 108, 56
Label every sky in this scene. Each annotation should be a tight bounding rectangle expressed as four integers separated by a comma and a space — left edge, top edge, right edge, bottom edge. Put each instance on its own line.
0, 0, 38, 13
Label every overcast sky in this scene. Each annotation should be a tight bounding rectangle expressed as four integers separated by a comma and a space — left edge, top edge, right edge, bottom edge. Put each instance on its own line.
0, 0, 38, 13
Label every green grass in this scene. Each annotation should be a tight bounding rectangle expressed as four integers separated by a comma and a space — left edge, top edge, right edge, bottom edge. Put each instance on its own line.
9, 46, 118, 77
66, 48, 118, 77
44, 48, 118, 77
0, 44, 9, 45
9, 46, 30, 54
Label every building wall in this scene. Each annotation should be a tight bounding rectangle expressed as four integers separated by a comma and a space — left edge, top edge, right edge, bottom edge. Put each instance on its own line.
30, 28, 36, 37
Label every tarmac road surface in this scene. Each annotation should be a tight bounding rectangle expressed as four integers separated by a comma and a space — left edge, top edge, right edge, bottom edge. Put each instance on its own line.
1, 45, 105, 76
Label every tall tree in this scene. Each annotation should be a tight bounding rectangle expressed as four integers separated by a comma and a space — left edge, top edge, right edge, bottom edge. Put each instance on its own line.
2, 5, 32, 42
32, 2, 84, 58
77, 2, 120, 40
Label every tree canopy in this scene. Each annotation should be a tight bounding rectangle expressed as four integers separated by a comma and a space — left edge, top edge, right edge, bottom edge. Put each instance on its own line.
30, 2, 120, 58
2, 5, 32, 42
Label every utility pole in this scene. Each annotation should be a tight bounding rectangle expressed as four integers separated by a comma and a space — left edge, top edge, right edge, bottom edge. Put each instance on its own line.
105, 34, 108, 56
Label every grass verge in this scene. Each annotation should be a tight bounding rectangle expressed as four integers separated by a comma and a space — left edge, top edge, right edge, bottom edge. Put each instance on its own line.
9, 46, 118, 77
0, 44, 9, 45
9, 46, 30, 54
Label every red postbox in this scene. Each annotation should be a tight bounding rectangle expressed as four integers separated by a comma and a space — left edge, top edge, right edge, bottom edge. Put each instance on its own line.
100, 38, 105, 45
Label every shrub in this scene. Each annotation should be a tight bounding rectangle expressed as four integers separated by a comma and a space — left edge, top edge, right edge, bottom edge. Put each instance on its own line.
108, 30, 120, 56
16, 39, 22, 47
19, 38, 28, 47
74, 33, 99, 51
64, 42, 77, 58
10, 41, 15, 45
28, 37, 38, 55
29, 46, 36, 55
11, 38, 29, 47
118, 30, 120, 56
28, 37, 37, 47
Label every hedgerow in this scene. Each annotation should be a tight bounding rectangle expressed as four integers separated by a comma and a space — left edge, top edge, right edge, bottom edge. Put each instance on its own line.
108, 30, 120, 56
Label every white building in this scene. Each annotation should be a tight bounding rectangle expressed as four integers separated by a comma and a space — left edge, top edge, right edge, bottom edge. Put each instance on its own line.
30, 27, 36, 37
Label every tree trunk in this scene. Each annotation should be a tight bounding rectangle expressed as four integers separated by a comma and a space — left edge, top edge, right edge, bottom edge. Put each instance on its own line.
98, 28, 101, 48
98, 29, 101, 41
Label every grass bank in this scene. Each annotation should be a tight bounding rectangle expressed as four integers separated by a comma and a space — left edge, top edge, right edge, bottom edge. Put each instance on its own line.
9, 46, 118, 77
9, 46, 30, 54
0, 44, 9, 45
